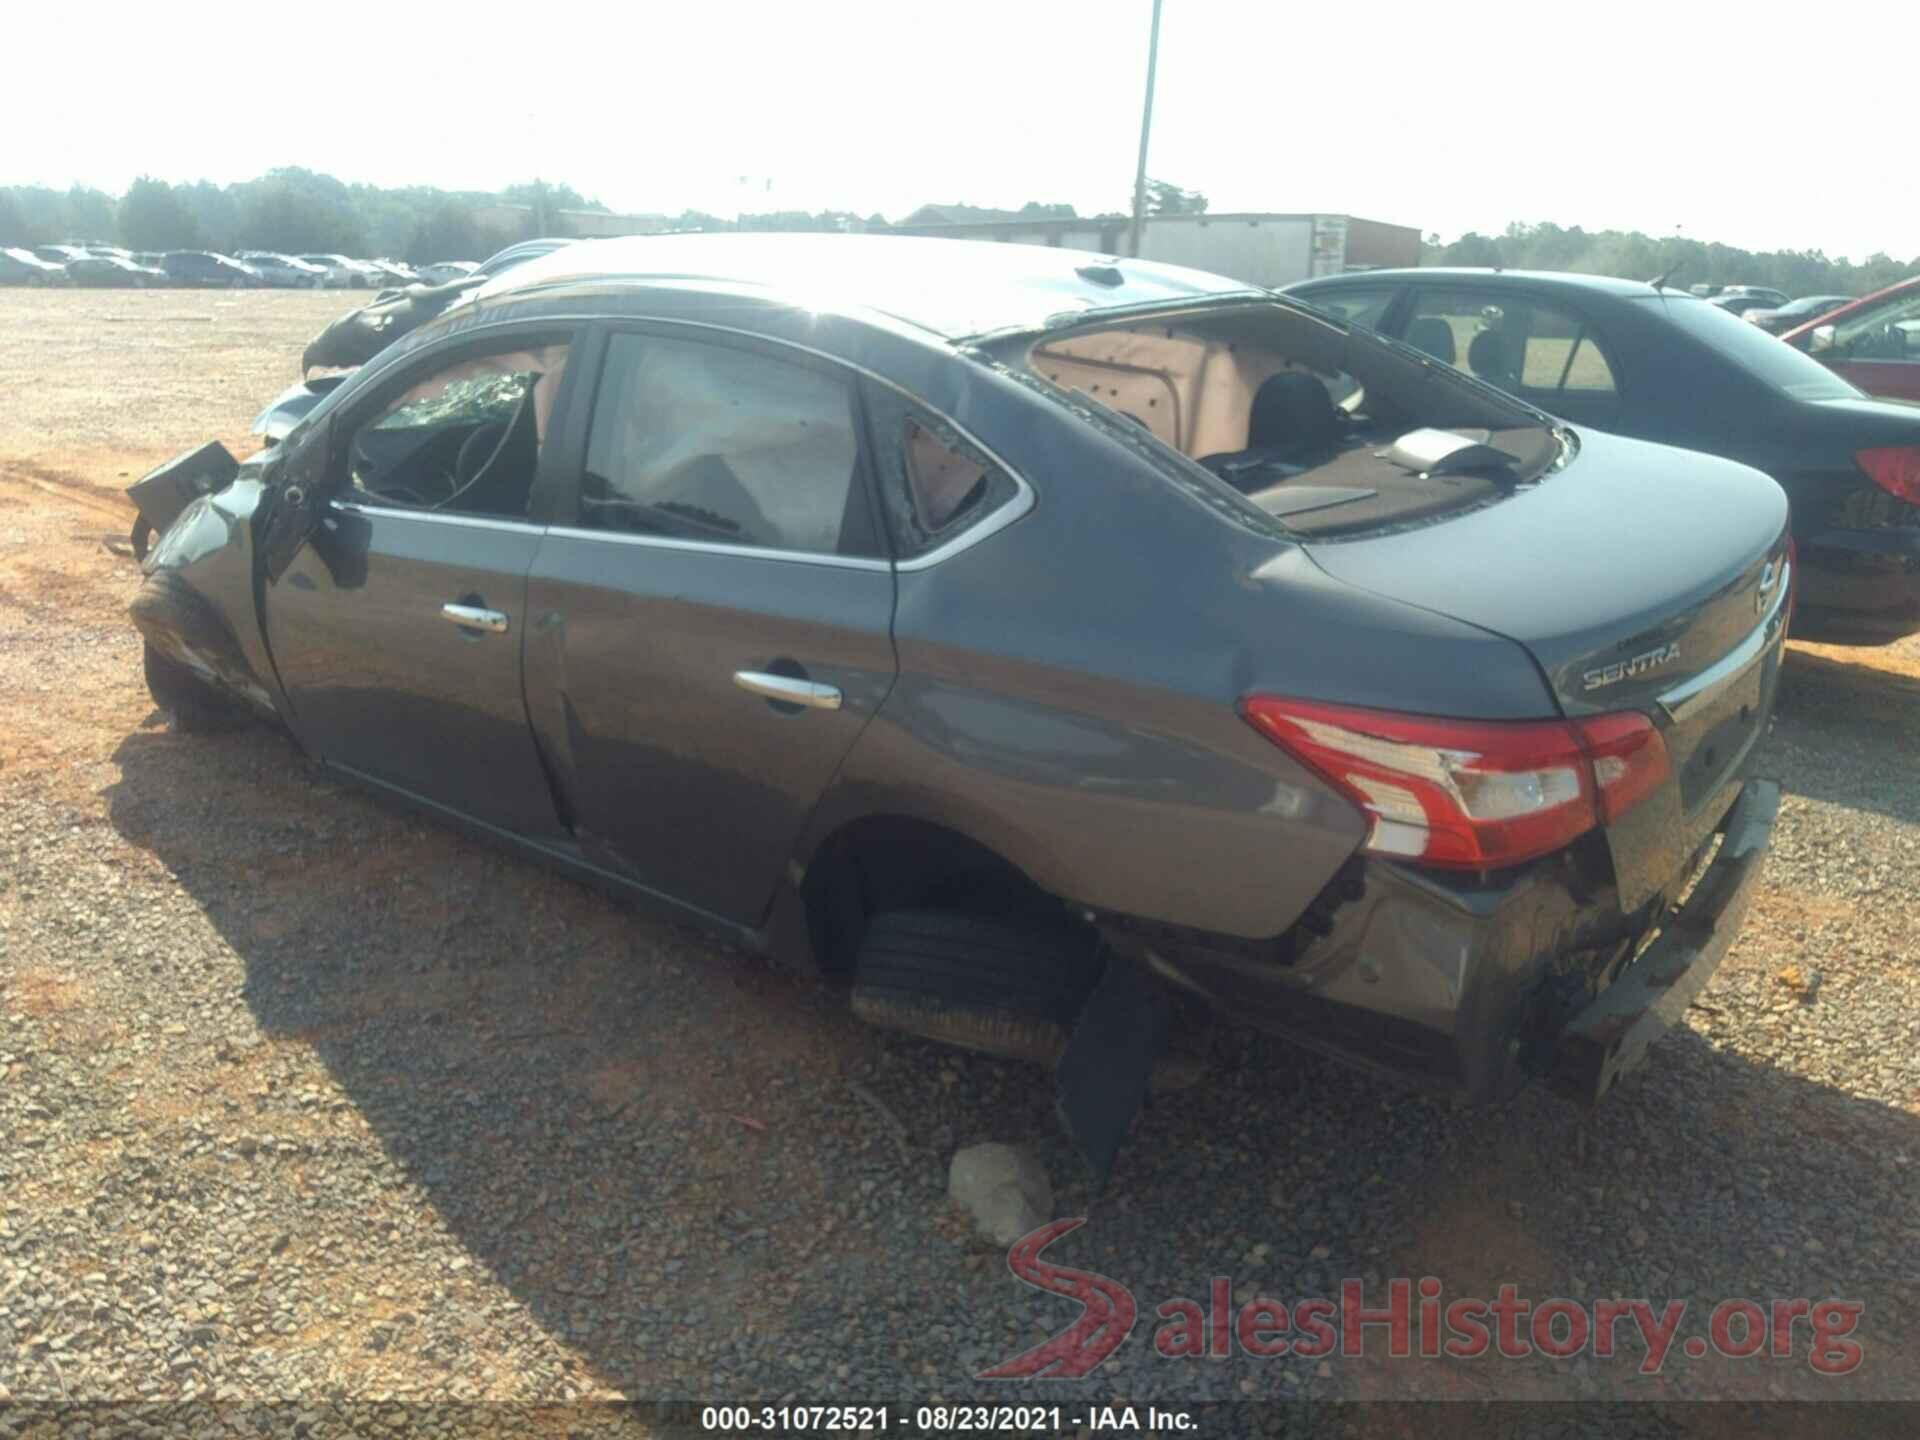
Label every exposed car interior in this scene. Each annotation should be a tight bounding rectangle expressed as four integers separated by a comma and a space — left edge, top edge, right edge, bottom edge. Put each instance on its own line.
1021, 303, 1560, 535
345, 343, 569, 518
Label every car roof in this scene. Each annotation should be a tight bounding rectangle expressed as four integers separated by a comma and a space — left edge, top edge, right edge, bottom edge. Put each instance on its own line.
475, 232, 1259, 340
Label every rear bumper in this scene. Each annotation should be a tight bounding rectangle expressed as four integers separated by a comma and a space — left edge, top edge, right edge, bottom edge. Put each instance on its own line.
1549, 778, 1778, 1102
1793, 523, 1920, 642
1110, 779, 1779, 1105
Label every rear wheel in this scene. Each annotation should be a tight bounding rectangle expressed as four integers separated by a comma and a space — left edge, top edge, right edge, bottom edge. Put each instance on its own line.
143, 642, 241, 732
851, 908, 1103, 1064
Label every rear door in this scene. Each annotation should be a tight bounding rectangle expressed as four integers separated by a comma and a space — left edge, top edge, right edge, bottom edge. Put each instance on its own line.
522, 324, 898, 926
263, 325, 578, 839
1402, 285, 1625, 429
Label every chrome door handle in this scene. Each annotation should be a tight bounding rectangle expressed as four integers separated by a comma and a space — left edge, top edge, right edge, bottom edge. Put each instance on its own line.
441, 603, 509, 634
734, 670, 842, 710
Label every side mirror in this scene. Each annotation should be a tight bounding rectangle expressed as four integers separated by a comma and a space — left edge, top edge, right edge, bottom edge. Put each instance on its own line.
1809, 324, 1838, 356
257, 416, 337, 583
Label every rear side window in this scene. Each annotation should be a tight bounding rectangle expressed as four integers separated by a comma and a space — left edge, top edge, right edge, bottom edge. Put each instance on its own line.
864, 385, 1020, 560
1297, 285, 1398, 331
1656, 297, 1861, 399
1408, 291, 1618, 398
906, 420, 991, 530
581, 333, 880, 557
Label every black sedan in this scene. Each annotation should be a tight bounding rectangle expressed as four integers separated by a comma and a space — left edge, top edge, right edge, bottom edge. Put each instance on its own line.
127, 236, 1790, 1156
1289, 268, 1920, 643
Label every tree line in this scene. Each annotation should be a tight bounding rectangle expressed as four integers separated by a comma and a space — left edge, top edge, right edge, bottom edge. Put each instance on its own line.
0, 172, 619, 263
6, 174, 1914, 296
1425, 222, 1920, 298
0, 171, 1206, 265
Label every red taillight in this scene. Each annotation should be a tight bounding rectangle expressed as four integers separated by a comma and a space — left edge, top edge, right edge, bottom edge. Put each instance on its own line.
1574, 710, 1668, 823
1240, 698, 1670, 871
1857, 445, 1920, 506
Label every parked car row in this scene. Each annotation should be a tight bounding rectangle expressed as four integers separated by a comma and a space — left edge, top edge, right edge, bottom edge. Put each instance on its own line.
0, 241, 482, 289
125, 234, 1805, 1169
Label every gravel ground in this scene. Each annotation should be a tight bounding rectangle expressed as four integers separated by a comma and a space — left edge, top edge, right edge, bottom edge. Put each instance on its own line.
1, 291, 1917, 1419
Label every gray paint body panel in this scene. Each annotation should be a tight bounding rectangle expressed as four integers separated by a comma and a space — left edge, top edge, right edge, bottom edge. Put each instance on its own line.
123, 254, 1788, 1097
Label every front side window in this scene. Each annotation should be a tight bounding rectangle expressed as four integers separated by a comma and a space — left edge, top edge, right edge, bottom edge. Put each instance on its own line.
345, 338, 570, 517
1409, 291, 1618, 399
1830, 287, 1920, 363
580, 333, 877, 557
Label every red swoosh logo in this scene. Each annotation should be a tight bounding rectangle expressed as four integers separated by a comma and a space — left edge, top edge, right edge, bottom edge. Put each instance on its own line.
976, 1218, 1136, 1379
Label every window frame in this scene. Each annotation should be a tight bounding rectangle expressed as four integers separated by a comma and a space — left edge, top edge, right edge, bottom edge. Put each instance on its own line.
547, 319, 891, 567
326, 320, 581, 531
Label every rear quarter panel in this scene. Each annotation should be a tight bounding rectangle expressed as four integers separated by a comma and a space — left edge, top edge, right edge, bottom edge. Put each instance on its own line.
796, 348, 1554, 939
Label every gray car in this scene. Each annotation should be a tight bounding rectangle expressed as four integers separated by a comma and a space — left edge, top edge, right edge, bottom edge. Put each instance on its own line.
125, 235, 1789, 1166
0, 247, 67, 285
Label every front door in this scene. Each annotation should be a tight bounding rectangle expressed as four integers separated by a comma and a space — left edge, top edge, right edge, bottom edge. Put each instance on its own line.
264, 328, 577, 838
523, 326, 898, 925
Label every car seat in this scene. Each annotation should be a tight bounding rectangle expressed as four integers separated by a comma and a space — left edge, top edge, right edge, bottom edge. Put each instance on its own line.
1198, 372, 1345, 490
1467, 329, 1521, 389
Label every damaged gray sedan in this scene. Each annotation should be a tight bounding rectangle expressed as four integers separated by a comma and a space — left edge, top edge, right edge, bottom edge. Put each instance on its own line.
127, 235, 1790, 1170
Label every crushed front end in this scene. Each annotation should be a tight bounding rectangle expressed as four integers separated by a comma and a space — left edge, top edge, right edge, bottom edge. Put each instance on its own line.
126, 443, 285, 722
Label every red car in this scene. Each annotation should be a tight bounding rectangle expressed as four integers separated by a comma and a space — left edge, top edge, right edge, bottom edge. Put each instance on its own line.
1781, 275, 1920, 402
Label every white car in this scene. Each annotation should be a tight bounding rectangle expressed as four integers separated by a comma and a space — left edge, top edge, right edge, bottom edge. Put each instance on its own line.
364, 258, 424, 287
238, 252, 330, 288
296, 254, 382, 288
417, 260, 478, 286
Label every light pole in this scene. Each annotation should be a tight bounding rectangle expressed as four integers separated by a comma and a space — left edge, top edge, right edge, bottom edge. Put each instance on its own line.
1128, 0, 1163, 259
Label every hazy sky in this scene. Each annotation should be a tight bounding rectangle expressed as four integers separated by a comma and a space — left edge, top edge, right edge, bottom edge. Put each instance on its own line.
6, 0, 1913, 260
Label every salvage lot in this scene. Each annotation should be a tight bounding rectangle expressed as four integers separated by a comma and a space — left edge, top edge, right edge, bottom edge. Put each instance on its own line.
2, 290, 1918, 1407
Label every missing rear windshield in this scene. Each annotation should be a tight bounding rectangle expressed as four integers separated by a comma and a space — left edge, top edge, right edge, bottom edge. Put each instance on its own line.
1014, 301, 1561, 536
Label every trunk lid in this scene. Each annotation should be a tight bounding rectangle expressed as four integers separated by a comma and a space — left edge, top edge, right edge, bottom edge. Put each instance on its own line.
1300, 429, 1791, 907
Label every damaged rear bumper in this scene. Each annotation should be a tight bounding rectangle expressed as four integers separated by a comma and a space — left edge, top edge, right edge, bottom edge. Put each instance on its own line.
1104, 777, 1780, 1105
1550, 778, 1778, 1103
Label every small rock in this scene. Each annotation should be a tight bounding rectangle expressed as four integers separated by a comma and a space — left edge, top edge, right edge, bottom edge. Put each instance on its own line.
947, 1143, 1053, 1247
